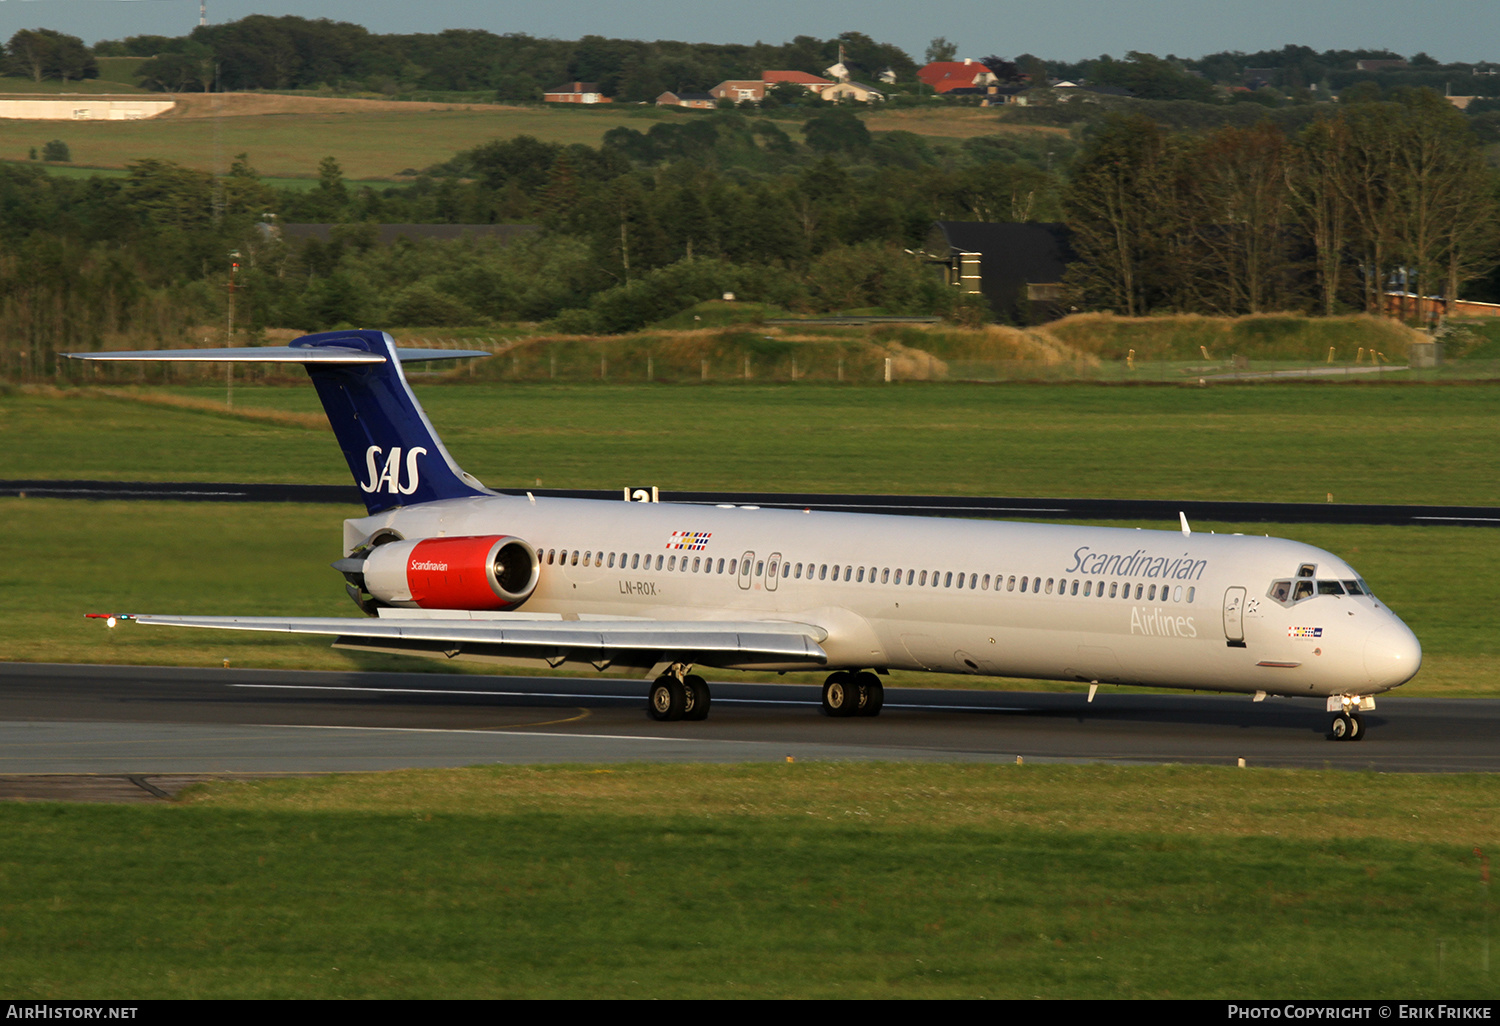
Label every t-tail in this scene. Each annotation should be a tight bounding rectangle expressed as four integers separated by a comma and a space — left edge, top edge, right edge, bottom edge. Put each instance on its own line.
66, 329, 492, 514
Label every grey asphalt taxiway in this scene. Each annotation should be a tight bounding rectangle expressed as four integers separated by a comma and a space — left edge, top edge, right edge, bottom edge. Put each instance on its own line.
0, 663, 1496, 788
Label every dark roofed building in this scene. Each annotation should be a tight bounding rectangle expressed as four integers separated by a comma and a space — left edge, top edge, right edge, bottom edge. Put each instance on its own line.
923, 222, 1076, 324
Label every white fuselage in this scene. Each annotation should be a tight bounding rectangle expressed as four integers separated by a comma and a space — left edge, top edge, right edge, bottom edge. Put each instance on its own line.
344, 494, 1421, 699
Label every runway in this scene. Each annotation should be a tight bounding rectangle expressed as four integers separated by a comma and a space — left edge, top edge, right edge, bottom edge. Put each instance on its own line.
0, 663, 1495, 795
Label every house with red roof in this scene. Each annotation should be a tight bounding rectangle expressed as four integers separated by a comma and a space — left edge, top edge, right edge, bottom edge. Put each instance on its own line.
917, 59, 998, 94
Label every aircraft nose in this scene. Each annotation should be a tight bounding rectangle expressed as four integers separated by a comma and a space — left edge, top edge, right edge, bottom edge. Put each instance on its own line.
1364, 620, 1422, 689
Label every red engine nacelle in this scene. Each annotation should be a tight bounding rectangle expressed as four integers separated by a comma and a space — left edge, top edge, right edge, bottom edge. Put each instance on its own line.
362, 535, 539, 610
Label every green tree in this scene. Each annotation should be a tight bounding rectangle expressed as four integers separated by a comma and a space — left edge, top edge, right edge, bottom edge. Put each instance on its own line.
1062, 114, 1187, 315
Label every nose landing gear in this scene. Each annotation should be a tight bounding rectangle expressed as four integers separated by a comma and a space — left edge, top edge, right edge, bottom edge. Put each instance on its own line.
1328, 695, 1374, 741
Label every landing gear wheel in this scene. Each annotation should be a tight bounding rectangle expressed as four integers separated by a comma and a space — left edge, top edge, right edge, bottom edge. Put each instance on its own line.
649, 676, 687, 721
853, 672, 884, 717
683, 675, 711, 721
1348, 713, 1364, 741
821, 671, 857, 717
1330, 712, 1352, 741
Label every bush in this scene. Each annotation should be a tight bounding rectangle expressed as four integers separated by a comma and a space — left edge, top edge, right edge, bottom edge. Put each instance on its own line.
41, 140, 70, 162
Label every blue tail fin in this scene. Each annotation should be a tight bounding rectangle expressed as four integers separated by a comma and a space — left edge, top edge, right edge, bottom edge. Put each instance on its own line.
65, 329, 491, 514
291, 330, 490, 514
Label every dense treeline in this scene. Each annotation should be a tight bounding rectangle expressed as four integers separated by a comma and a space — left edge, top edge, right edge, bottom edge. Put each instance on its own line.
1064, 92, 1499, 317
10, 17, 1500, 109
83, 19, 912, 102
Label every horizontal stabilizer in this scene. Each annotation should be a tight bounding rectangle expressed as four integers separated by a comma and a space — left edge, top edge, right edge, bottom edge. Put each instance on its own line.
66, 346, 489, 364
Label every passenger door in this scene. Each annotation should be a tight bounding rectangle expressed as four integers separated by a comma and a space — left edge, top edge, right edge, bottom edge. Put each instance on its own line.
1223, 587, 1246, 645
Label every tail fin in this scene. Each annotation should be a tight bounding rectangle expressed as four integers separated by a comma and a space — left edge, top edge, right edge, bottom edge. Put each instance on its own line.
67, 329, 491, 514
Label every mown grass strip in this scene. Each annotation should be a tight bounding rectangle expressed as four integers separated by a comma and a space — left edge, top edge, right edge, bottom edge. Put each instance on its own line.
0, 764, 1495, 999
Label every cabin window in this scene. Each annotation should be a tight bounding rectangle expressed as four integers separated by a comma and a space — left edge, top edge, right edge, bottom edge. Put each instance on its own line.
667, 555, 676, 571
628, 553, 637, 569
1083, 580, 1092, 596
783, 562, 791, 578
566, 551, 576, 566
933, 571, 941, 587
768, 559, 778, 577
1108, 582, 1117, 598
1007, 576, 1015, 592
1151, 585, 1159, 601
954, 572, 962, 589
1071, 580, 1079, 596
1187, 588, 1195, 602
819, 564, 827, 580
692, 557, 700, 572
1019, 575, 1027, 592
919, 570, 927, 586
608, 553, 616, 568
857, 567, 865, 583
907, 570, 916, 585
1173, 586, 1183, 602
882, 568, 890, 584
1045, 578, 1054, 594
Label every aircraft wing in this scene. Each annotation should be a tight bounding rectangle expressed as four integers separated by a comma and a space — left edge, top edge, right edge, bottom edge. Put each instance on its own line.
117, 613, 830, 670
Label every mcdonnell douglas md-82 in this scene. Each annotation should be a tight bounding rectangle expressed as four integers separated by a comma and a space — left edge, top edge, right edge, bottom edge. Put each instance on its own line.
70, 330, 1421, 740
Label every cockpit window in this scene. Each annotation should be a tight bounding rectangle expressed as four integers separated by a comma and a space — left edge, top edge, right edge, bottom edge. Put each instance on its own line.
1297, 564, 1316, 578
1342, 580, 1365, 595
1269, 580, 1292, 604
1292, 580, 1315, 602
1317, 580, 1345, 596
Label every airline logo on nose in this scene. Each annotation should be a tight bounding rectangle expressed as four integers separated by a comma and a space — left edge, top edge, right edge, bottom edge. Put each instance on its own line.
359, 445, 428, 495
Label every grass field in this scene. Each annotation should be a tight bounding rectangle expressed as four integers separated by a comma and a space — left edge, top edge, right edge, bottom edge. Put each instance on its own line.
0, 92, 1029, 179
2, 764, 1497, 998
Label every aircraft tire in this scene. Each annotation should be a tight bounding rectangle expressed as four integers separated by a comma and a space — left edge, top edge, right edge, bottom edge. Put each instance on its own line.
1330, 712, 1352, 741
649, 677, 687, 721
1349, 714, 1364, 741
821, 672, 856, 717
854, 672, 884, 717
683, 675, 711, 721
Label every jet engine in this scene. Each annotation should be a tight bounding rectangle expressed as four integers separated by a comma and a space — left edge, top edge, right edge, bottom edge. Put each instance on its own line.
354, 534, 540, 610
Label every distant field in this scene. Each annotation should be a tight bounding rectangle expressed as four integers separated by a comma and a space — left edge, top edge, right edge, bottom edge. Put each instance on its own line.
0, 92, 1056, 179
17, 379, 1496, 504
0, 99, 652, 179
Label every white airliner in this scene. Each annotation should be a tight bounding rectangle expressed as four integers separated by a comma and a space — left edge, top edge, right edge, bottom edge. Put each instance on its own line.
70, 330, 1421, 740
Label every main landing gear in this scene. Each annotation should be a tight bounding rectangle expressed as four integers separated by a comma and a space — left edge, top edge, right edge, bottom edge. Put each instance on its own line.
648, 666, 710, 722
1327, 695, 1374, 742
820, 670, 885, 718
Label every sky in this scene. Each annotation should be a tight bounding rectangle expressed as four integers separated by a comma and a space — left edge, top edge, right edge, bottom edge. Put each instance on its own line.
0, 0, 1496, 66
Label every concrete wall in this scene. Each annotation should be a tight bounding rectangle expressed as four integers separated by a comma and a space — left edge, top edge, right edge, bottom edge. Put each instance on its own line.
0, 97, 175, 121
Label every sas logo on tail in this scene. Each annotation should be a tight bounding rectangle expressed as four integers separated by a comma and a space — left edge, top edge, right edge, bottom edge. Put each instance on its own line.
359, 445, 427, 495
